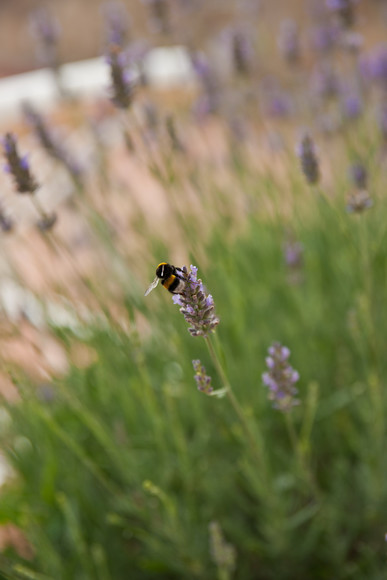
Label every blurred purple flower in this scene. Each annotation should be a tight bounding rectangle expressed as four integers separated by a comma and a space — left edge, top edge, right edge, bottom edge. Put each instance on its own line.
262, 342, 300, 412
277, 19, 300, 64
265, 92, 292, 118
296, 134, 320, 185
346, 190, 373, 213
2, 133, 39, 194
106, 45, 136, 109
192, 360, 213, 394
349, 162, 367, 189
326, 0, 358, 28
310, 62, 341, 100
0, 201, 13, 233
227, 27, 253, 76
361, 45, 387, 91
341, 92, 363, 120
310, 24, 339, 54
101, 1, 130, 47
378, 102, 387, 141
29, 7, 61, 68
284, 239, 303, 269
141, 0, 171, 35
23, 103, 84, 182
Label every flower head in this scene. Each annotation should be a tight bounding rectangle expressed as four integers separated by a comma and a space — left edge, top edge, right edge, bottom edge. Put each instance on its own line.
173, 265, 219, 337
277, 19, 300, 64
326, 0, 358, 29
209, 521, 236, 577
23, 103, 83, 182
349, 162, 367, 189
192, 360, 213, 394
2, 133, 39, 194
0, 202, 13, 233
296, 134, 320, 185
262, 342, 300, 412
107, 45, 135, 109
346, 190, 373, 213
29, 7, 61, 68
102, 1, 130, 47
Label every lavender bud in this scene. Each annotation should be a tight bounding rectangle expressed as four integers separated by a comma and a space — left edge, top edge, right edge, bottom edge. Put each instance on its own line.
102, 1, 130, 47
262, 342, 300, 412
209, 522, 236, 576
228, 28, 252, 76
348, 162, 367, 189
326, 0, 358, 29
23, 103, 83, 182
341, 92, 363, 120
0, 202, 14, 233
36, 212, 58, 232
310, 62, 340, 101
172, 265, 220, 337
277, 19, 300, 64
283, 236, 304, 285
346, 190, 373, 213
310, 24, 339, 54
296, 134, 320, 185
107, 45, 135, 109
141, 0, 171, 35
29, 7, 61, 69
192, 360, 213, 394
165, 115, 185, 153
2, 134, 39, 194
362, 45, 387, 93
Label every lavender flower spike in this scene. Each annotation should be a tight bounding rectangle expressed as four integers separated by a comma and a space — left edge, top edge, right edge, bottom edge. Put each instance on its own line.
192, 360, 213, 394
172, 265, 220, 337
296, 134, 320, 185
262, 342, 300, 412
2, 133, 39, 194
107, 45, 135, 109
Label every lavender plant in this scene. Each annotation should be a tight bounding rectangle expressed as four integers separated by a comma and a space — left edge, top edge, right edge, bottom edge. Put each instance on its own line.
172, 266, 219, 338
102, 1, 130, 47
296, 134, 320, 185
262, 343, 300, 412
29, 7, 61, 70
2, 133, 39, 194
192, 359, 213, 394
23, 103, 84, 184
209, 521, 236, 580
107, 45, 136, 110
2, 133, 56, 230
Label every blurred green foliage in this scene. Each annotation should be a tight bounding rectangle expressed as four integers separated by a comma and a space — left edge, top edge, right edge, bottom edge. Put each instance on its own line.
1, 141, 387, 580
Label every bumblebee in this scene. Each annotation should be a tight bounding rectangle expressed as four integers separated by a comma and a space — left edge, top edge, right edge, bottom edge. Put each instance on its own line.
144, 262, 186, 296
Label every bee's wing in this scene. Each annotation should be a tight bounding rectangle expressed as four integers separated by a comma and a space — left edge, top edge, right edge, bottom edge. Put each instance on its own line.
144, 276, 159, 296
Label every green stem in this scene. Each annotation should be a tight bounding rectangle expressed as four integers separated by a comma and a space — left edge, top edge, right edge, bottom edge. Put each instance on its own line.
204, 334, 263, 468
284, 412, 319, 498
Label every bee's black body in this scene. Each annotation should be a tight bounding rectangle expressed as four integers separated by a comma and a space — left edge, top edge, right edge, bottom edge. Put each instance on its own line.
156, 262, 186, 294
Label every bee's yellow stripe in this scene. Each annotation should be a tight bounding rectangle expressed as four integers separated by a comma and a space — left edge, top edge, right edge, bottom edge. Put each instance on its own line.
163, 276, 175, 290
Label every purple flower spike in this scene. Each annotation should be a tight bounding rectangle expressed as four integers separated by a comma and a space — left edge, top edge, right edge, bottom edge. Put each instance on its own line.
23, 103, 84, 183
326, 0, 358, 29
192, 359, 213, 394
107, 44, 135, 109
349, 162, 367, 189
102, 1, 130, 47
173, 265, 219, 337
296, 134, 320, 185
262, 342, 300, 412
30, 7, 61, 69
2, 133, 39, 194
278, 19, 300, 64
